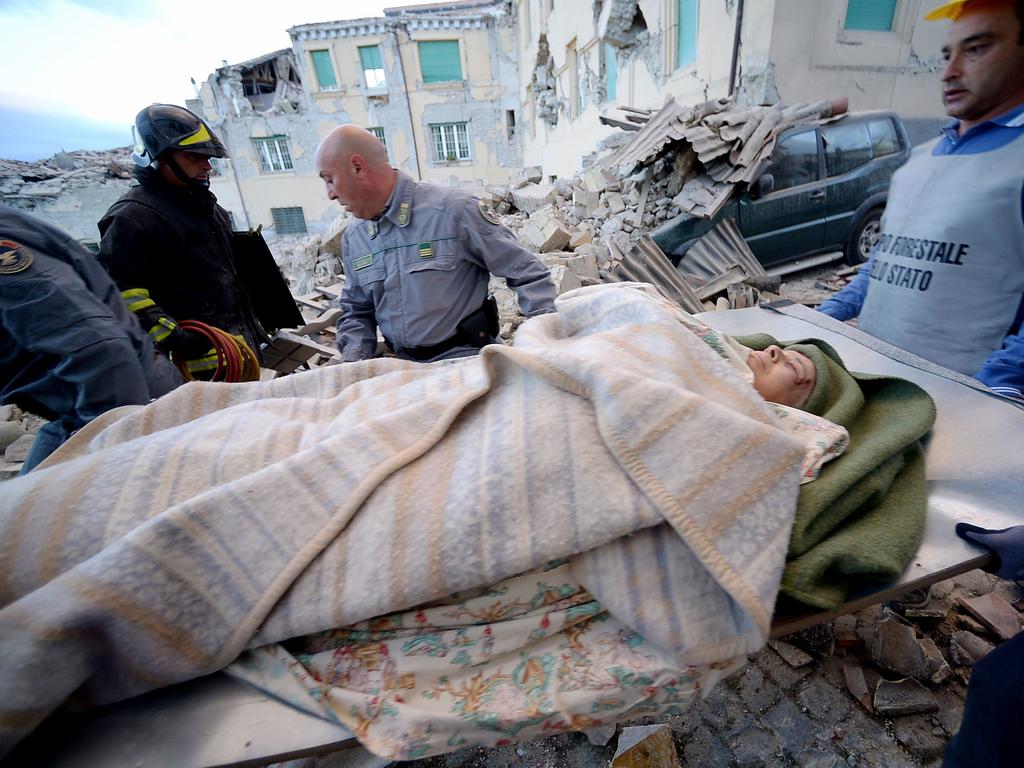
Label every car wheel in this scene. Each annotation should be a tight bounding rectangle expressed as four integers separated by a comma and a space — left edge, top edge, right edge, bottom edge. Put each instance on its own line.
845, 208, 883, 265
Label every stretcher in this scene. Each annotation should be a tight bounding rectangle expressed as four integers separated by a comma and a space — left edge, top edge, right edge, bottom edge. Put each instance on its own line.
8, 303, 1022, 768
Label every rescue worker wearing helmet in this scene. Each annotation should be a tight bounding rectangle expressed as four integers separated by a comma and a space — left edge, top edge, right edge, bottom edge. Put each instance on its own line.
97, 104, 268, 380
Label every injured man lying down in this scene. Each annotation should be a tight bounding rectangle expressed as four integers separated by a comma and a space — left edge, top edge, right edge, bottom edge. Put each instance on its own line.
0, 283, 935, 760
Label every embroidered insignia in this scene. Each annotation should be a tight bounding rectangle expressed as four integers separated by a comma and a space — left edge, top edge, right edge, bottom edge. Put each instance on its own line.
418, 242, 434, 259
353, 254, 374, 270
367, 221, 378, 239
0, 240, 33, 275
397, 202, 411, 227
477, 200, 500, 225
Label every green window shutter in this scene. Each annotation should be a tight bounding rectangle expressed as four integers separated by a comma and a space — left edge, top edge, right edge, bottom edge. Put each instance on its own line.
844, 0, 897, 30
677, 0, 698, 68
310, 50, 337, 89
358, 45, 382, 71
605, 43, 617, 101
418, 40, 463, 83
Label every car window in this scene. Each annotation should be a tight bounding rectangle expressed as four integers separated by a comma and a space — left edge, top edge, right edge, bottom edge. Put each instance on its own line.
867, 118, 899, 158
823, 122, 873, 177
770, 129, 819, 191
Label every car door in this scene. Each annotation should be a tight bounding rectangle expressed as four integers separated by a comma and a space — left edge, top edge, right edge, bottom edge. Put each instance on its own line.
737, 127, 827, 267
821, 119, 879, 246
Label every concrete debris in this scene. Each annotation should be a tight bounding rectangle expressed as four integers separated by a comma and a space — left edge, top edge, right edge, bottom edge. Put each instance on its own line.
956, 593, 1024, 641
873, 678, 939, 717
0, 421, 27, 452
870, 615, 951, 684
769, 639, 815, 668
842, 662, 874, 714
270, 215, 349, 296
948, 630, 995, 666
4, 433, 35, 464
583, 724, 617, 746
511, 182, 558, 214
611, 724, 681, 768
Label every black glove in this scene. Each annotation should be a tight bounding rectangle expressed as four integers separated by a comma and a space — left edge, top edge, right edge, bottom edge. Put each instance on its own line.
167, 328, 214, 359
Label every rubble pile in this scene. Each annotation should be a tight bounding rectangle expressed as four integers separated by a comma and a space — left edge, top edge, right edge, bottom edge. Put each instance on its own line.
270, 214, 350, 296
0, 405, 45, 479
0, 148, 134, 206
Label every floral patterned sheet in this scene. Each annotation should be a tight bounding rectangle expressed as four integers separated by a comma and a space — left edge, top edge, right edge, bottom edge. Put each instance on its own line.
227, 562, 744, 760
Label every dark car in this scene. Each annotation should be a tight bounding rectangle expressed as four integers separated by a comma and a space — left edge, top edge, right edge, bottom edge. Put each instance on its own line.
653, 111, 911, 270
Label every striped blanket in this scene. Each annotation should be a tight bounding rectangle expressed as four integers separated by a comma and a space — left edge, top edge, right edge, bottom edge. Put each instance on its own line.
0, 283, 805, 756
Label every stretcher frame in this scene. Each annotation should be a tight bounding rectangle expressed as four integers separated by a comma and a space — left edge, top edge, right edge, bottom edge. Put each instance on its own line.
9, 303, 1021, 768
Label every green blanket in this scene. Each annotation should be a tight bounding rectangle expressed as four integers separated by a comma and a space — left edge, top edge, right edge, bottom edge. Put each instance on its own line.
738, 335, 936, 609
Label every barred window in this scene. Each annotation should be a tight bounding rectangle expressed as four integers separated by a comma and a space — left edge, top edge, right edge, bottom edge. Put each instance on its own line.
369, 126, 390, 160
253, 136, 293, 173
430, 122, 470, 162
271, 207, 307, 235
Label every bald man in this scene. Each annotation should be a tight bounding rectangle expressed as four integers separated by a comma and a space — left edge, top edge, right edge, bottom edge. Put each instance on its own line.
819, 0, 1024, 401
317, 125, 556, 363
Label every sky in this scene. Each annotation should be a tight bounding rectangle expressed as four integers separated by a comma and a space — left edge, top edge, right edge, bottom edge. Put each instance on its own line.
0, 0, 392, 161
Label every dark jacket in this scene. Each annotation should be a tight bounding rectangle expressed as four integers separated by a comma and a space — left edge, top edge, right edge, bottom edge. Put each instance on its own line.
97, 169, 268, 356
0, 205, 156, 466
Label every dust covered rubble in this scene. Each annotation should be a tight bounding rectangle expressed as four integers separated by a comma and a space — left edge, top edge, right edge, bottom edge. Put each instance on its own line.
0, 148, 134, 205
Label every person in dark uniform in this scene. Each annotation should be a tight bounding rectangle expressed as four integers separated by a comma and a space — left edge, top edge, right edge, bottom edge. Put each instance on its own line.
0, 205, 179, 472
97, 104, 268, 379
315, 124, 556, 363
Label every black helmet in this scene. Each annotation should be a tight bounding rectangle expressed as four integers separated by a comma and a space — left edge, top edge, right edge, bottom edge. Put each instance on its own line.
131, 103, 228, 168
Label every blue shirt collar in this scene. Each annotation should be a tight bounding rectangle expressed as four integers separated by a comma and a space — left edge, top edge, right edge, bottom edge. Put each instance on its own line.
941, 102, 1024, 144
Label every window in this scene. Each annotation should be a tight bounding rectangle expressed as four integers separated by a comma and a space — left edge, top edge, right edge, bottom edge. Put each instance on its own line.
867, 118, 899, 158
769, 129, 819, 191
209, 157, 226, 177
823, 122, 873, 177
430, 122, 470, 161
358, 45, 386, 89
271, 207, 307, 235
506, 110, 516, 141
566, 42, 580, 120
604, 42, 617, 101
369, 126, 389, 158
418, 40, 463, 83
253, 136, 293, 173
310, 49, 338, 91
677, 0, 698, 69
844, 0, 897, 31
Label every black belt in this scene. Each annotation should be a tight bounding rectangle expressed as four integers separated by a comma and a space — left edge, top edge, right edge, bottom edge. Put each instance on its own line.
387, 296, 498, 362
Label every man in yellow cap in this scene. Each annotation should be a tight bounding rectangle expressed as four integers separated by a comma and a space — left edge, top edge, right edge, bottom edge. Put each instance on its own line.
819, 0, 1024, 402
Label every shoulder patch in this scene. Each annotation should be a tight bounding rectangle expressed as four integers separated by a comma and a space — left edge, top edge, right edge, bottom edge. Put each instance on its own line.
0, 240, 33, 274
477, 200, 501, 225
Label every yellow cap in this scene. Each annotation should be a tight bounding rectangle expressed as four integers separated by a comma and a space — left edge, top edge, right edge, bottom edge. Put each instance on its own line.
925, 0, 969, 20
925, 0, 1014, 20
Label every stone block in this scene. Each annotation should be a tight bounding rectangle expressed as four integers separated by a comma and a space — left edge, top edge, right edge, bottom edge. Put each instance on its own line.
569, 228, 593, 250
584, 724, 617, 746
4, 433, 34, 463
873, 678, 939, 717
612, 724, 681, 768
582, 166, 611, 194
548, 264, 582, 295
0, 404, 14, 422
605, 191, 627, 214
762, 699, 818, 756
565, 253, 600, 281
0, 462, 22, 481
797, 678, 851, 726
511, 183, 557, 214
957, 592, 1023, 641
573, 187, 601, 215
0, 421, 27, 452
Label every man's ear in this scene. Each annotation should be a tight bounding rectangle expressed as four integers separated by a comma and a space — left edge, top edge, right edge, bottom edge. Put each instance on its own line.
349, 153, 367, 176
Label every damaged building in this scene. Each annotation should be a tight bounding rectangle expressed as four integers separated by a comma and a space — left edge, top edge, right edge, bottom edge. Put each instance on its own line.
192, 0, 521, 239
516, 0, 949, 178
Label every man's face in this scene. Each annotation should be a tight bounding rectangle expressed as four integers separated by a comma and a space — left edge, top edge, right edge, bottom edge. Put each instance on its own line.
318, 152, 371, 219
746, 346, 817, 409
164, 150, 213, 185
940, 4, 1024, 129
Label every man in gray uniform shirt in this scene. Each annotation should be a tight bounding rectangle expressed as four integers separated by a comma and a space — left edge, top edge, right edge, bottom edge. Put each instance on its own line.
316, 125, 556, 363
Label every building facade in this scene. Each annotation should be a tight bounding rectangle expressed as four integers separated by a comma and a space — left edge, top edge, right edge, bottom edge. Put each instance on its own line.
517, 0, 950, 178
194, 0, 520, 238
